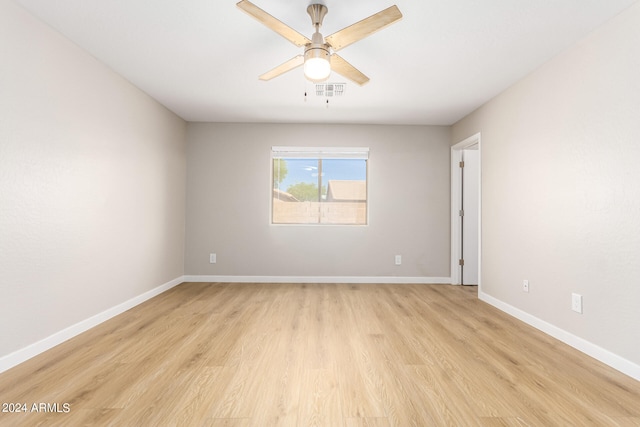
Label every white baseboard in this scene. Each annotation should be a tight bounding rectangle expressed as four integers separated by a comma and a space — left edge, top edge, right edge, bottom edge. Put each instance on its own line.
0, 276, 184, 374
183, 275, 452, 284
479, 290, 640, 381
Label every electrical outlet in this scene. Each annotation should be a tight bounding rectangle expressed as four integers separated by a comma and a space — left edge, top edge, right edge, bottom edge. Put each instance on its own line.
209, 253, 217, 264
523, 280, 529, 293
571, 293, 583, 313
395, 255, 402, 265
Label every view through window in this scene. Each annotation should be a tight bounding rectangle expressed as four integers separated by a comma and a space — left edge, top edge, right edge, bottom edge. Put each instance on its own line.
272, 147, 369, 225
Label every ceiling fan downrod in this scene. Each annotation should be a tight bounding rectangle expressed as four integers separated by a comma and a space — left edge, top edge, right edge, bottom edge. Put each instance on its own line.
304, 4, 331, 82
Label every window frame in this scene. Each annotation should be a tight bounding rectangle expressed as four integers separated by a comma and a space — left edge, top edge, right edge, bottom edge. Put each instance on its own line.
270, 146, 370, 226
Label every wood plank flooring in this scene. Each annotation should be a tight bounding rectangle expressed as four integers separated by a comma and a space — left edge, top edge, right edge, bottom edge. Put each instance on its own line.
1, 283, 639, 426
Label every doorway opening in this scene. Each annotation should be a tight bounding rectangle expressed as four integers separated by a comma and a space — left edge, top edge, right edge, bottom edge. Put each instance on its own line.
451, 133, 481, 288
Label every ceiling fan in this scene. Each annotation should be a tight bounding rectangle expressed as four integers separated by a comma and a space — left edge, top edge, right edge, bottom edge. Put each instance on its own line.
237, 1, 402, 86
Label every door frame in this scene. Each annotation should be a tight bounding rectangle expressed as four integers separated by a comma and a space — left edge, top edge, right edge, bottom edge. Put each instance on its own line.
450, 132, 482, 288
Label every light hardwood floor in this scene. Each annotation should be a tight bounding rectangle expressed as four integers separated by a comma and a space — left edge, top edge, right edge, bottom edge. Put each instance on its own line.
0, 283, 639, 426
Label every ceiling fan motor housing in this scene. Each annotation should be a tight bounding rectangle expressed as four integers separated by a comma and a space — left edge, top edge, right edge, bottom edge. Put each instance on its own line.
304, 32, 331, 82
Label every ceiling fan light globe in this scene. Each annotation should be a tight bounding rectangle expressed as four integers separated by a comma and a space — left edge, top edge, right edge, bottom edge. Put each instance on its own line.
304, 43, 331, 82
304, 57, 331, 82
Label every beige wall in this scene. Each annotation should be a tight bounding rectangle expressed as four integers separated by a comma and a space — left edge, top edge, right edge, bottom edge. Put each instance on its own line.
453, 2, 640, 368
186, 123, 451, 279
0, 0, 186, 359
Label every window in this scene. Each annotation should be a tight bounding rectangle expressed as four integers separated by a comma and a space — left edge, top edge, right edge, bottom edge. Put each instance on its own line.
272, 146, 369, 225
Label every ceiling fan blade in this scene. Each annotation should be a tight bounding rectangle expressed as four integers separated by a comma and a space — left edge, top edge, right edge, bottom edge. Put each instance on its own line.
259, 55, 305, 81
330, 54, 369, 86
237, 0, 311, 47
325, 5, 402, 51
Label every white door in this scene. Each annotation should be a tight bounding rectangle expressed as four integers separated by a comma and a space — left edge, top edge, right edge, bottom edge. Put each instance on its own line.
462, 149, 479, 285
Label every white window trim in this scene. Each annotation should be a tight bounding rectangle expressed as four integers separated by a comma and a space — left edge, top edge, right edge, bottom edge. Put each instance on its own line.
271, 146, 369, 160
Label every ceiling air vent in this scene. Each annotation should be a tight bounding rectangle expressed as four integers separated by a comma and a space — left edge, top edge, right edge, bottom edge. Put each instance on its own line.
315, 83, 345, 97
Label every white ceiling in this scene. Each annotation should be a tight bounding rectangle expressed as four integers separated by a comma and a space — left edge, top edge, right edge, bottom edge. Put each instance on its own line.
13, 0, 639, 125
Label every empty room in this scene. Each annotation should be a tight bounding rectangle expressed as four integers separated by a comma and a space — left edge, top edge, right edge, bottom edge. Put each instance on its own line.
1, 0, 639, 425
